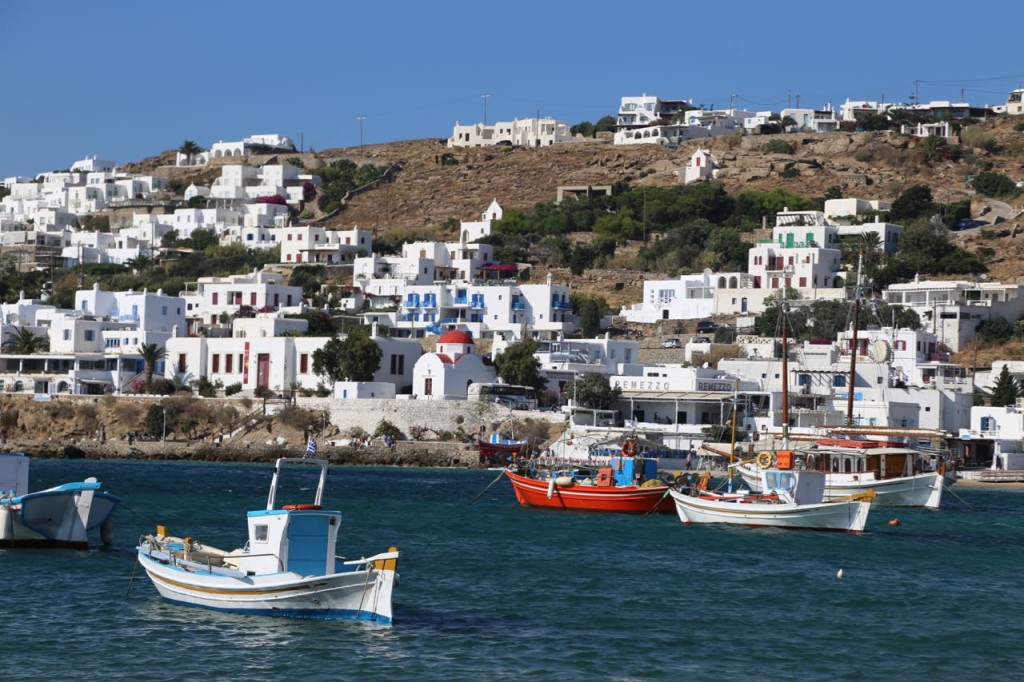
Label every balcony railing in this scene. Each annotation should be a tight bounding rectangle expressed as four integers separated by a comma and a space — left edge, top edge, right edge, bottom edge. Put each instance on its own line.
470, 299, 486, 309
511, 301, 525, 310
552, 301, 573, 310
453, 296, 468, 306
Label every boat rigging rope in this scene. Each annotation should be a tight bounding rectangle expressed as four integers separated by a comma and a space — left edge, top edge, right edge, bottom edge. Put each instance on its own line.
942, 483, 974, 510
464, 469, 507, 506
125, 554, 139, 598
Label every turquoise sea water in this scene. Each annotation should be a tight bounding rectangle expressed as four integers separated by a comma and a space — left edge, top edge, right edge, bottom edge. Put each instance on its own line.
2, 459, 1023, 681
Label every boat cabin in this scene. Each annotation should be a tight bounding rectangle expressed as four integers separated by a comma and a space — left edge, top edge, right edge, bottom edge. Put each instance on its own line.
242, 508, 341, 576
761, 469, 827, 505
812, 447, 920, 479
0, 453, 28, 497
608, 456, 658, 486
231, 458, 342, 578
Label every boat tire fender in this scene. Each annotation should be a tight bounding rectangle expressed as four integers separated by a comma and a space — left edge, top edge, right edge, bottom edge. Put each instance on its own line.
621, 440, 637, 457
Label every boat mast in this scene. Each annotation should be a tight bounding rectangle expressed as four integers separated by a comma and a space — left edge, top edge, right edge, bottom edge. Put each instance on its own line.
846, 253, 863, 426
728, 378, 739, 492
781, 298, 790, 449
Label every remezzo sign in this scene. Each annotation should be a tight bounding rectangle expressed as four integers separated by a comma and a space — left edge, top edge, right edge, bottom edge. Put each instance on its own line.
611, 378, 733, 393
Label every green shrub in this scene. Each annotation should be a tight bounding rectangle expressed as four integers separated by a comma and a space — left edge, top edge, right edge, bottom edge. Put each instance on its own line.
373, 418, 402, 440
961, 127, 998, 153
972, 172, 1021, 198
781, 166, 801, 178
762, 139, 794, 155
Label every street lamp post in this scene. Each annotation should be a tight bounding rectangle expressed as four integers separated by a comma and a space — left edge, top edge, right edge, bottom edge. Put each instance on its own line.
162, 407, 166, 441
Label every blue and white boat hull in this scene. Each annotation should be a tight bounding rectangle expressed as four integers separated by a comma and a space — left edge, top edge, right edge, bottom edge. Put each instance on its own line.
137, 542, 399, 623
1, 479, 119, 548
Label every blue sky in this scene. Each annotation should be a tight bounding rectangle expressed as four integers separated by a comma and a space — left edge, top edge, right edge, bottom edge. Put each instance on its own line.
2, 0, 1023, 179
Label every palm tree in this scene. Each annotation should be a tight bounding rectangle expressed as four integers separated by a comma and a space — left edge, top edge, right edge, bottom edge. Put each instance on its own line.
1, 327, 48, 354
125, 255, 152, 273
136, 343, 168, 386
780, 115, 798, 132
179, 138, 204, 164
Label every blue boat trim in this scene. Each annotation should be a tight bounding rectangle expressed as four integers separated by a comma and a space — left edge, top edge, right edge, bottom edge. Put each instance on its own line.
157, 594, 393, 623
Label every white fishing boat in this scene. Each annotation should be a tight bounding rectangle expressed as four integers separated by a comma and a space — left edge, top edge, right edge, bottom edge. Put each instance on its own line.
671, 300, 873, 532
0, 452, 119, 549
731, 257, 948, 509
136, 457, 399, 624
732, 444, 946, 508
670, 465, 873, 532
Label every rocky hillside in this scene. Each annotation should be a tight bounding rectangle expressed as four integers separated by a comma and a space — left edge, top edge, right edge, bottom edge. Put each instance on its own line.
322, 120, 1024, 232
128, 120, 1024, 306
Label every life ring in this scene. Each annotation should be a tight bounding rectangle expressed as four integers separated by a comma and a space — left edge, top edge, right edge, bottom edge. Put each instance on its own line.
283, 504, 322, 511
621, 440, 637, 457
757, 452, 773, 470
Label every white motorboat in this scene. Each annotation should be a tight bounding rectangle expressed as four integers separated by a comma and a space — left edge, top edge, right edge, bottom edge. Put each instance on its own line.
136, 457, 399, 624
0, 452, 119, 549
669, 467, 873, 532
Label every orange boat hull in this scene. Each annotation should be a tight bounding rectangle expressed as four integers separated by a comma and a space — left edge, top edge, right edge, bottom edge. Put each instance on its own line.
504, 470, 674, 514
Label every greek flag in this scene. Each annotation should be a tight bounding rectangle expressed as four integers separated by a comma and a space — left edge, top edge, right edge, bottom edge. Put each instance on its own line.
306, 437, 318, 455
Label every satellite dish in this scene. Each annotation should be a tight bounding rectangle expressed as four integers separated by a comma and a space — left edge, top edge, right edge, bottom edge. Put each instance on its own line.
871, 339, 892, 363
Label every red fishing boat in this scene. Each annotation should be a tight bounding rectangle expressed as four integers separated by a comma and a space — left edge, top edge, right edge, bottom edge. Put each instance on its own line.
504, 447, 675, 514
478, 438, 528, 466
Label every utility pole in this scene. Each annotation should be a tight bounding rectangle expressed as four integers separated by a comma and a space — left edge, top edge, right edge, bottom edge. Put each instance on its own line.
481, 93, 491, 125
356, 116, 367, 147
796, 94, 800, 109
787, 89, 791, 108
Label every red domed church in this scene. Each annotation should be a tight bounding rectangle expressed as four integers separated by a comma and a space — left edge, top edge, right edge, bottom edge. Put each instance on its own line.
411, 330, 496, 399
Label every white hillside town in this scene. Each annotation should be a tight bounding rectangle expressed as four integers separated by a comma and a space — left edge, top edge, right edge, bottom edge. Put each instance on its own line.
1, 93, 1022, 475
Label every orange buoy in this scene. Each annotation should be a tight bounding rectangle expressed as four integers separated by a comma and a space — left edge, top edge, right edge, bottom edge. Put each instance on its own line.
888, 518, 901, 526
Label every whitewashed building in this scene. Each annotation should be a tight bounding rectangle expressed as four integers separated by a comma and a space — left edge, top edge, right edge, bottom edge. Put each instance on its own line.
374, 273, 577, 341
448, 117, 574, 148
620, 270, 718, 323
279, 225, 372, 265
882, 278, 1024, 352
180, 270, 305, 333
164, 322, 421, 396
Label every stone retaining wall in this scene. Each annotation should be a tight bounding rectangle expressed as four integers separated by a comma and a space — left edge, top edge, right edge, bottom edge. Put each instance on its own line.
295, 396, 564, 440
18, 437, 481, 467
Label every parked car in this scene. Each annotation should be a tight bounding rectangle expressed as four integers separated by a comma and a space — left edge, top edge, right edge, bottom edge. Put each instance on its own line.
953, 218, 984, 231
696, 320, 718, 334
693, 336, 711, 343
661, 338, 681, 348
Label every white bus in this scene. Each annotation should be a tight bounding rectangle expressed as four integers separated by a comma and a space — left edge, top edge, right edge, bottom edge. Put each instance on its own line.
467, 383, 538, 410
